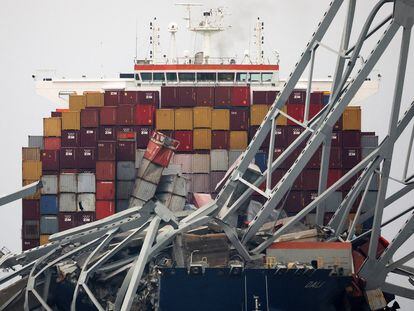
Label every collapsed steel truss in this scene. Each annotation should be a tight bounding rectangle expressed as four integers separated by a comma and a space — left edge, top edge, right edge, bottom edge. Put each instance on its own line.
1, 0, 414, 309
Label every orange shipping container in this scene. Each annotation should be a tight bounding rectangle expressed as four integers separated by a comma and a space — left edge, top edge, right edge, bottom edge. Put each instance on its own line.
193, 129, 212, 150
40, 234, 50, 245
156, 109, 175, 130
175, 108, 193, 130
62, 111, 81, 130
69, 94, 86, 111
342, 106, 361, 130
230, 131, 248, 149
193, 107, 212, 128
43, 117, 62, 137
22, 179, 41, 199
212, 109, 230, 130
22, 147, 40, 161
276, 106, 288, 126
22, 160, 42, 180
85, 92, 105, 107
250, 105, 270, 126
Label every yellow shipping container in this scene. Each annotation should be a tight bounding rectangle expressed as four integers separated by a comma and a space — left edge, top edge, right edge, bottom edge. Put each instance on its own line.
62, 111, 81, 130
22, 179, 41, 199
175, 108, 194, 130
230, 131, 248, 149
22, 160, 42, 180
22, 147, 40, 161
193, 107, 212, 129
193, 129, 212, 150
212, 109, 230, 130
43, 117, 62, 137
342, 106, 361, 130
251, 105, 270, 126
69, 94, 86, 111
276, 105, 288, 126
156, 109, 175, 130
85, 92, 105, 107
40, 234, 50, 245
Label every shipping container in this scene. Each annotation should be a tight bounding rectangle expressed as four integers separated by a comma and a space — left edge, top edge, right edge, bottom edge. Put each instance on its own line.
62, 111, 81, 130
193, 129, 211, 150
80, 128, 98, 147
117, 104, 135, 125
196, 87, 214, 106
156, 109, 175, 130
59, 193, 77, 212
137, 158, 164, 183
22, 147, 40, 161
230, 108, 249, 131
76, 212, 96, 226
193, 107, 212, 128
327, 169, 342, 188
69, 94, 86, 111
121, 91, 138, 105
116, 180, 135, 200
174, 108, 193, 130
161, 86, 179, 107
343, 106, 361, 130
131, 178, 158, 201
22, 199, 40, 220
211, 109, 230, 130
172, 154, 193, 173
211, 130, 229, 149
40, 234, 49, 245
43, 117, 62, 137
342, 148, 361, 169
228, 150, 243, 167
302, 169, 320, 191
174, 131, 193, 152
99, 106, 117, 126
342, 130, 361, 148
252, 90, 279, 105
210, 171, 226, 193
104, 90, 122, 106
78, 147, 96, 169
23, 160, 42, 179
41, 150, 59, 172
96, 201, 115, 220
41, 175, 58, 194
97, 126, 115, 141
40, 195, 58, 215
61, 130, 80, 148
178, 87, 197, 107
331, 131, 342, 147
309, 104, 323, 120
96, 161, 116, 181
214, 87, 232, 107
135, 104, 155, 126
22, 239, 39, 251
116, 200, 129, 212
285, 191, 303, 213
78, 173, 96, 193
58, 212, 77, 231
210, 150, 229, 171
97, 141, 116, 161
81, 108, 99, 128
117, 161, 136, 180
156, 193, 186, 212
23, 220, 40, 239
192, 154, 210, 173
59, 173, 77, 193
129, 197, 146, 209
138, 91, 159, 106
254, 152, 267, 172
192, 174, 210, 193
288, 89, 306, 105
231, 86, 250, 106
117, 126, 137, 140
85, 92, 104, 107
157, 175, 189, 196
329, 147, 342, 169
361, 132, 378, 148
307, 147, 321, 169
287, 104, 304, 125
276, 105, 288, 126
77, 194, 96, 212
43, 137, 61, 151
117, 140, 136, 161
96, 181, 115, 200
29, 136, 44, 149
286, 126, 304, 144
230, 131, 248, 149
310, 92, 324, 105
250, 105, 269, 126
136, 126, 153, 148
135, 149, 146, 168
274, 148, 286, 169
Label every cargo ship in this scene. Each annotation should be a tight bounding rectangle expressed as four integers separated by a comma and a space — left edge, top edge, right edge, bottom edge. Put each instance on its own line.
1, 2, 413, 310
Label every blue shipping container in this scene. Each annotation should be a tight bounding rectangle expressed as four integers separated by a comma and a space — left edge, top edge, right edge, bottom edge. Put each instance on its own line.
40, 195, 59, 215
254, 152, 267, 173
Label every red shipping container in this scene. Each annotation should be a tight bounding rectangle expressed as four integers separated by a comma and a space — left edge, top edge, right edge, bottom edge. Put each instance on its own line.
96, 161, 116, 180
137, 126, 153, 149
272, 168, 287, 188
144, 133, 178, 167
138, 91, 159, 106
78, 147, 96, 169
307, 147, 321, 169
288, 89, 306, 105
274, 147, 286, 169
58, 212, 77, 231
178, 87, 197, 107
285, 191, 303, 213
96, 181, 115, 200
230, 108, 249, 130
122, 91, 139, 105
61, 130, 80, 147
231, 86, 250, 106
328, 169, 343, 188
285, 146, 302, 168
342, 131, 361, 148
293, 172, 303, 190
161, 87, 179, 107
286, 126, 304, 144
212, 131, 229, 149
342, 148, 361, 169
98, 126, 116, 141
215, 87, 232, 107
249, 126, 269, 148
42, 149, 60, 171
117, 140, 136, 161
44, 137, 61, 150
135, 104, 155, 126
80, 128, 98, 147
100, 106, 117, 125
23, 200, 40, 220
310, 92, 324, 105
196, 87, 214, 106
309, 104, 323, 120
302, 191, 319, 207
252, 91, 267, 104
302, 169, 320, 191
117, 105, 135, 125
22, 239, 39, 251
331, 131, 342, 147
335, 115, 343, 131
104, 90, 123, 106
96, 201, 115, 220
117, 126, 137, 138
342, 172, 359, 192
76, 212, 96, 226
287, 104, 304, 125
174, 131, 193, 152
329, 147, 342, 169
98, 141, 116, 161
81, 109, 99, 128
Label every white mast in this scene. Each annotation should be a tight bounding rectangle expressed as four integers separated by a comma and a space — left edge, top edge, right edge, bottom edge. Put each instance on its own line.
168, 22, 179, 64
253, 17, 265, 64
149, 17, 161, 64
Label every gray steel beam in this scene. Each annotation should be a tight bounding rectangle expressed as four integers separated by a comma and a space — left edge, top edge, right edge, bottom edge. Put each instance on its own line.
382, 282, 414, 299
0, 181, 42, 208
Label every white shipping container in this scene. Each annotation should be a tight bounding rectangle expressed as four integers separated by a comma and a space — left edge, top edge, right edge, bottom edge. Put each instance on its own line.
162, 164, 182, 175
228, 150, 243, 167
41, 175, 58, 194
182, 174, 193, 193
172, 154, 193, 174
59, 193, 77, 212
192, 174, 210, 193
137, 158, 164, 184
129, 197, 146, 209
192, 154, 210, 173
77, 194, 96, 212
156, 175, 189, 197
59, 173, 77, 193
131, 178, 158, 201
77, 173, 96, 193
156, 192, 186, 212
210, 150, 229, 171
135, 149, 146, 168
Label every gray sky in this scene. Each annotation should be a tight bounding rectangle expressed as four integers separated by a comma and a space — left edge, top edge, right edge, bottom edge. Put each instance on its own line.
0, 0, 413, 308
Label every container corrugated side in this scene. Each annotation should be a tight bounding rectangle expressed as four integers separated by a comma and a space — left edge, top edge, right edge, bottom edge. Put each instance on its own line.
59, 193, 77, 212
41, 175, 58, 194
77, 173, 96, 193
210, 150, 229, 171
192, 154, 210, 173
77, 194, 96, 212
22, 147, 40, 161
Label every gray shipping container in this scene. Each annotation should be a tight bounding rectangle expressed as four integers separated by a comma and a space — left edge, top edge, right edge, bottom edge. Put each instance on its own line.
40, 215, 59, 234
192, 174, 210, 193
137, 158, 164, 184
172, 154, 193, 174
129, 197, 146, 209
41, 175, 58, 194
59, 173, 77, 193
361, 135, 379, 148
135, 149, 146, 169
156, 175, 188, 197
77, 173, 96, 193
23, 220, 40, 239
116, 200, 129, 213
131, 178, 158, 201
192, 154, 210, 173
77, 194, 96, 212
59, 193, 77, 212
182, 174, 193, 193
362, 147, 376, 159
156, 192, 186, 212
117, 161, 136, 180
116, 180, 135, 200
210, 150, 229, 172
162, 164, 182, 176
28, 135, 44, 149
210, 171, 226, 193
228, 150, 243, 167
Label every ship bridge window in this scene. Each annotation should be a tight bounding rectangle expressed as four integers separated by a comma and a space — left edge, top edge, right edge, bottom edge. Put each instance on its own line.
141, 73, 152, 82
218, 72, 234, 82
135, 74, 140, 81
197, 72, 216, 82
178, 72, 195, 82
236, 73, 248, 82
153, 72, 165, 82
262, 72, 273, 82
166, 72, 178, 82
250, 72, 261, 83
